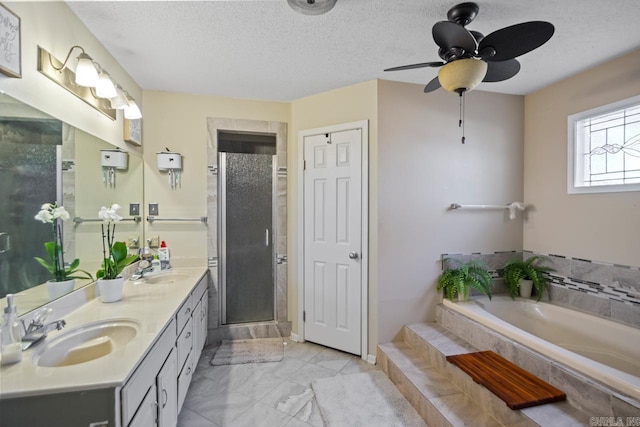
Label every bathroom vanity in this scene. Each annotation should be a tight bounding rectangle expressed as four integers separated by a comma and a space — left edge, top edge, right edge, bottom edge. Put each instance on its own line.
0, 267, 208, 427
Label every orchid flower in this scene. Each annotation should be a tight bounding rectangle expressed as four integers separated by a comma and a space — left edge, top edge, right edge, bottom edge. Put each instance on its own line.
34, 202, 92, 283
98, 204, 123, 223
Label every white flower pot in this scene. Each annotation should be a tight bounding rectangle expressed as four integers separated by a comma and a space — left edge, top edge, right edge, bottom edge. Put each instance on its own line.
46, 279, 75, 300
97, 277, 124, 303
519, 279, 534, 298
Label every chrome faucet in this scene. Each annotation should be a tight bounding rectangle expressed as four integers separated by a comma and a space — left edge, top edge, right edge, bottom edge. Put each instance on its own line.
20, 307, 66, 350
130, 260, 153, 280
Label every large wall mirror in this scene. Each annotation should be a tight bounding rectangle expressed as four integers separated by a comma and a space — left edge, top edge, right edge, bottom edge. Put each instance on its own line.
0, 94, 144, 315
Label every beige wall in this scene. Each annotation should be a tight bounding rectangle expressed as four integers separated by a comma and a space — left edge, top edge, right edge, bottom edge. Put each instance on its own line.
523, 49, 640, 267
377, 80, 525, 344
289, 80, 379, 355
0, 2, 142, 154
141, 91, 290, 265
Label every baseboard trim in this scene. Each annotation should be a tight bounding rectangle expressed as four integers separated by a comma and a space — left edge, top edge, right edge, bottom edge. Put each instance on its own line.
290, 333, 301, 342
366, 354, 376, 365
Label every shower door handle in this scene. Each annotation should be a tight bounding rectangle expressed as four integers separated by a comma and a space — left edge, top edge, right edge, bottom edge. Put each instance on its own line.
265, 229, 270, 247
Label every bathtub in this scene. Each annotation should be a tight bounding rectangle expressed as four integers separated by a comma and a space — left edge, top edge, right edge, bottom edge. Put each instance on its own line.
442, 296, 640, 401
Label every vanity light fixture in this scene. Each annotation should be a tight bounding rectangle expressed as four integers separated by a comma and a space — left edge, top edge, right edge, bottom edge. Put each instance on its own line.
37, 45, 141, 120
124, 95, 142, 120
95, 70, 118, 99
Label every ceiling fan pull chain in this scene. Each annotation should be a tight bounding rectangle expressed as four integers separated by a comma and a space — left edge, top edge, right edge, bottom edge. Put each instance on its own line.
459, 91, 466, 144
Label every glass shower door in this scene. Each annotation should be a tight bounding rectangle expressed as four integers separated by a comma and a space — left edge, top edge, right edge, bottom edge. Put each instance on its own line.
0, 119, 59, 297
220, 152, 275, 324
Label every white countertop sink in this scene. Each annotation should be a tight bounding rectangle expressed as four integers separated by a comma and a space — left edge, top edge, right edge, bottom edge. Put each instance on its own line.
32, 319, 139, 368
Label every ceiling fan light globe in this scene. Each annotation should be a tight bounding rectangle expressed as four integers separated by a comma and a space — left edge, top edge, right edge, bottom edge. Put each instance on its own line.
438, 58, 488, 93
287, 0, 337, 15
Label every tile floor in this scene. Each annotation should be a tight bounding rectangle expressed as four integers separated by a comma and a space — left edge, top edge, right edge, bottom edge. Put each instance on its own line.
178, 339, 380, 427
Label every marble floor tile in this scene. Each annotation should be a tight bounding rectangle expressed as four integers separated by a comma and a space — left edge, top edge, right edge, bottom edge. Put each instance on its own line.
227, 402, 292, 427
233, 372, 287, 400
338, 357, 379, 375
284, 340, 324, 361
288, 362, 338, 387
260, 356, 307, 379
184, 389, 256, 426
284, 416, 316, 427
177, 407, 220, 427
309, 347, 355, 372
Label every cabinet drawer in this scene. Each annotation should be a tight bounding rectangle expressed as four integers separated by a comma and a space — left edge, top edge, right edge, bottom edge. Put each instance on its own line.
176, 295, 193, 335
177, 317, 193, 371
121, 318, 176, 427
177, 350, 195, 412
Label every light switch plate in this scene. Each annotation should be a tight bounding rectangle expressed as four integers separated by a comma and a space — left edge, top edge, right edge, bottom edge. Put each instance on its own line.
129, 203, 140, 216
149, 203, 159, 216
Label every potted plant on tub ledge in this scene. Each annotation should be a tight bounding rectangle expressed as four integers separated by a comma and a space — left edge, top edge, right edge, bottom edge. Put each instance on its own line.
34, 202, 93, 300
96, 204, 138, 303
503, 255, 554, 300
437, 260, 493, 302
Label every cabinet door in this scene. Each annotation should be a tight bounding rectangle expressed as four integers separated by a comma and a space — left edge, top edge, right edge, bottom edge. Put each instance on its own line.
198, 292, 208, 351
129, 385, 157, 427
157, 348, 178, 427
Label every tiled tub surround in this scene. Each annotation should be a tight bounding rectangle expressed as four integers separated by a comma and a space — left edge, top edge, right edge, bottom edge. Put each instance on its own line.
442, 297, 640, 401
206, 118, 290, 345
436, 303, 640, 418
442, 251, 640, 328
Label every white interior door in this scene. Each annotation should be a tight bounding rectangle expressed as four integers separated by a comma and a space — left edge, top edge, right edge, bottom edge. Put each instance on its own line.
303, 129, 362, 355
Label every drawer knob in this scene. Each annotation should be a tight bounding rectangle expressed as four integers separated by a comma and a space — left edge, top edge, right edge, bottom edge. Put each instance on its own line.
186, 332, 191, 339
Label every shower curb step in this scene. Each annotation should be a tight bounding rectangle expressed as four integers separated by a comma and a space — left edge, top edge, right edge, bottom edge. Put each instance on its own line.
378, 341, 505, 426
403, 322, 588, 426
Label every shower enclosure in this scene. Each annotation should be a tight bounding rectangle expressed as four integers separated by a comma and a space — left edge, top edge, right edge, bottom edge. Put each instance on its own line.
0, 117, 62, 297
218, 132, 276, 324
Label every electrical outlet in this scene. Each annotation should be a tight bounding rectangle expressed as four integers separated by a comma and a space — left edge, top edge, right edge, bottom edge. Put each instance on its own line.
147, 236, 160, 248
127, 237, 139, 249
129, 203, 140, 216
149, 203, 159, 216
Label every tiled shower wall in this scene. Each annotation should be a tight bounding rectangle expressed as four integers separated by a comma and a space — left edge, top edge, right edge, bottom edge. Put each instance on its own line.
442, 250, 640, 328
205, 118, 290, 344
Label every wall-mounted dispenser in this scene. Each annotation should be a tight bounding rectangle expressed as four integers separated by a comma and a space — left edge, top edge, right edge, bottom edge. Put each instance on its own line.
157, 151, 183, 189
101, 149, 128, 188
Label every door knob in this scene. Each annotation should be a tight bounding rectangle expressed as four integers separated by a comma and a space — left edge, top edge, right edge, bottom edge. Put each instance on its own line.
349, 252, 359, 260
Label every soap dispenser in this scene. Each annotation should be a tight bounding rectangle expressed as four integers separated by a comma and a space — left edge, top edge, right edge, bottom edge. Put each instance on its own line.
1, 294, 22, 365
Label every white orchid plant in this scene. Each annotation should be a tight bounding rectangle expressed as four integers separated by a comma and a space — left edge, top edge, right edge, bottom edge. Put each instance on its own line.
34, 202, 93, 282
97, 204, 137, 280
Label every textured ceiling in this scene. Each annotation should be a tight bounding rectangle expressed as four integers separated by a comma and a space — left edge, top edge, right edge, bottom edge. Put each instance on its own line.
67, 0, 640, 102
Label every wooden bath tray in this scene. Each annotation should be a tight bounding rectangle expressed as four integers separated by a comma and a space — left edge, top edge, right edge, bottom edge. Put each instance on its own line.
446, 350, 566, 410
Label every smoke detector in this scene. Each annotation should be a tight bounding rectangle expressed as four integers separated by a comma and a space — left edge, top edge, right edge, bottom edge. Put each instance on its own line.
287, 0, 337, 15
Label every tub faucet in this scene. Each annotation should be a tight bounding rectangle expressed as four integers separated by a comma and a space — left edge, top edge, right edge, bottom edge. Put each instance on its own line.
20, 307, 66, 350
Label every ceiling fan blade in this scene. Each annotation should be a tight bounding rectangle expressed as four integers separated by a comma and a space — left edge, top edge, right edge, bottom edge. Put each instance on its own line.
482, 59, 521, 82
423, 77, 441, 93
384, 61, 444, 72
432, 21, 477, 54
479, 21, 554, 62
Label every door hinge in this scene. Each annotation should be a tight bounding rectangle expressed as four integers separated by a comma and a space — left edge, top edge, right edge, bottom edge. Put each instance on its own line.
303, 160, 306, 170
303, 311, 306, 322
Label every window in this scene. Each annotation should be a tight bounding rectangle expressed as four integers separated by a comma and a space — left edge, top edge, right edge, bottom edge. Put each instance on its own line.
568, 95, 640, 194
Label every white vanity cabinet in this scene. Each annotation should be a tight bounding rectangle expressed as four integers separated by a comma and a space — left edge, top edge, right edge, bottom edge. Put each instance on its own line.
123, 272, 209, 427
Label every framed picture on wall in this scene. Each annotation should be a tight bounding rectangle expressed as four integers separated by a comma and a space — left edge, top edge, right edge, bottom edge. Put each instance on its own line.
124, 118, 142, 146
0, 3, 21, 78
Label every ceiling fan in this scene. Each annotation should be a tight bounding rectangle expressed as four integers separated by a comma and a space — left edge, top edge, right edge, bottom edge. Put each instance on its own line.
384, 2, 555, 95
